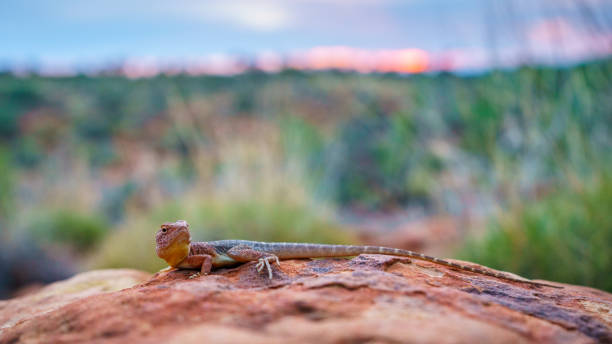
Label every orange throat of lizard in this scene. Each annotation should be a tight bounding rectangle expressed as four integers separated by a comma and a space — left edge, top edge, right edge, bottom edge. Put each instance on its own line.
157, 232, 190, 267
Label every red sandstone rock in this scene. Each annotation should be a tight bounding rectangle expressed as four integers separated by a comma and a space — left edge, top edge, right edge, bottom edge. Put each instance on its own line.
1, 256, 611, 343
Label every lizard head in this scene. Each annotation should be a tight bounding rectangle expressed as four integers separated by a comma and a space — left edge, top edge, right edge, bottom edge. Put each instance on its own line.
155, 220, 191, 267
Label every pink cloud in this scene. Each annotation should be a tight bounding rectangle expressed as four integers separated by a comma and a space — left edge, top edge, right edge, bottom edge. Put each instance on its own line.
527, 17, 612, 62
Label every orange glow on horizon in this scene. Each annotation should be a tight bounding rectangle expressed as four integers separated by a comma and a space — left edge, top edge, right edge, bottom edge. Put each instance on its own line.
287, 46, 430, 74
390, 49, 429, 74
108, 47, 434, 78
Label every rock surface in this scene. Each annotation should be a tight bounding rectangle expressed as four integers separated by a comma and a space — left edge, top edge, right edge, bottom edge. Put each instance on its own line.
1, 256, 611, 343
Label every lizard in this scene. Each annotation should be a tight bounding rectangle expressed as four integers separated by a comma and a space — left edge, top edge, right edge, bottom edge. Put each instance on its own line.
155, 220, 562, 288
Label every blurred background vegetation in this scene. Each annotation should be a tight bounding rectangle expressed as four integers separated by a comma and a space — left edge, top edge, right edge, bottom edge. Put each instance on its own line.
1, 59, 610, 296
1, 0, 611, 298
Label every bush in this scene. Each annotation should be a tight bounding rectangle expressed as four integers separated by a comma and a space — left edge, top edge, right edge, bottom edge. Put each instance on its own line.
458, 174, 612, 291
30, 210, 108, 252
0, 149, 14, 227
12, 136, 45, 168
326, 111, 437, 210
0, 81, 45, 138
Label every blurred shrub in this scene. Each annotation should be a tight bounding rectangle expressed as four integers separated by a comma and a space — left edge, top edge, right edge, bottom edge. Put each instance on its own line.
100, 181, 139, 224
458, 174, 612, 291
455, 84, 504, 159
279, 117, 326, 184
0, 102, 21, 139
326, 111, 438, 210
29, 210, 109, 252
90, 196, 357, 272
75, 114, 114, 140
0, 148, 14, 227
0, 79, 45, 138
84, 139, 118, 167
233, 84, 256, 113
12, 136, 45, 168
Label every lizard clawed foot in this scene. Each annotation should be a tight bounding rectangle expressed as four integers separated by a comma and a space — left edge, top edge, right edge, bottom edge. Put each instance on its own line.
188, 272, 201, 279
255, 255, 281, 279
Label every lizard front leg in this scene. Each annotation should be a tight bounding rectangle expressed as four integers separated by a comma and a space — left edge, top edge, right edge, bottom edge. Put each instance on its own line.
226, 245, 280, 279
180, 254, 213, 279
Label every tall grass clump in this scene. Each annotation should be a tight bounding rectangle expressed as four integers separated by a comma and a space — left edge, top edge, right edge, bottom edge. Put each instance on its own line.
458, 173, 612, 291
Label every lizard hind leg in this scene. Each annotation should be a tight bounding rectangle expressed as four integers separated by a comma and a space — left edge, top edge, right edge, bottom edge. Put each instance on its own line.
226, 245, 281, 279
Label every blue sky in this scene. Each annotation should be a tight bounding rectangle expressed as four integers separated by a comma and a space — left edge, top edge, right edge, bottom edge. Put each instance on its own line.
1, 0, 610, 70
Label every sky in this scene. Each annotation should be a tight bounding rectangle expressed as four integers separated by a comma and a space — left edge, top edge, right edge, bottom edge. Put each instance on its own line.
1, 0, 611, 73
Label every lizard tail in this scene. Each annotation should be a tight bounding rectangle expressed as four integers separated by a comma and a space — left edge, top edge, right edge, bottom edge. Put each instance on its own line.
341, 245, 562, 289
265, 243, 561, 288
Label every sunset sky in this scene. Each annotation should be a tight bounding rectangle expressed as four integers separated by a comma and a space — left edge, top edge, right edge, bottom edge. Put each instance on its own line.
1, 0, 611, 73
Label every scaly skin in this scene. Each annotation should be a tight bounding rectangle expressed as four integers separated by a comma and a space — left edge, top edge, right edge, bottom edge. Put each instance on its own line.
155, 220, 562, 288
